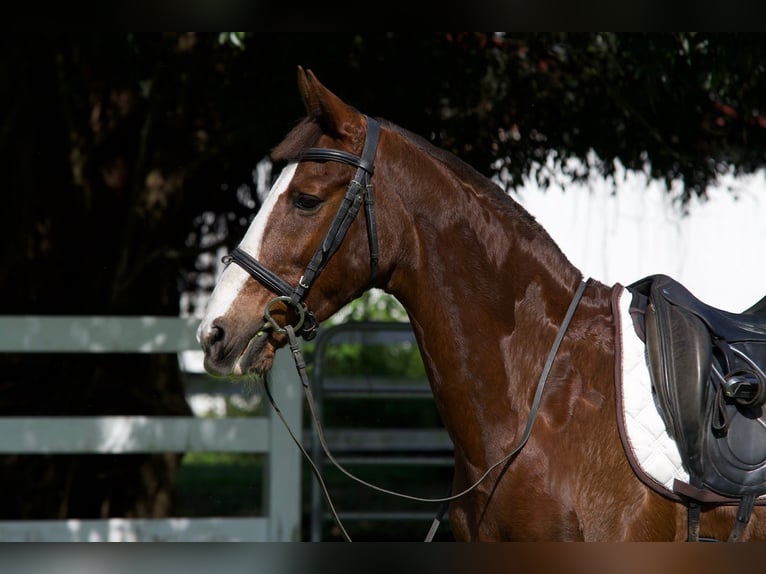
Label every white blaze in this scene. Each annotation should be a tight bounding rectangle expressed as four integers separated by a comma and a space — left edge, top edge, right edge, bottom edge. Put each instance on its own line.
198, 163, 298, 337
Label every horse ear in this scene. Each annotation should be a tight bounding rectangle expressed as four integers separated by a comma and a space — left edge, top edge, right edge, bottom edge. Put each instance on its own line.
297, 66, 319, 114
297, 66, 360, 138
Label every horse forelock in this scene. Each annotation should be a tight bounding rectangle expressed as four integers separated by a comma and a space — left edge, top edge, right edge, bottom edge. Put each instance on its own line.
270, 117, 323, 162
271, 113, 369, 162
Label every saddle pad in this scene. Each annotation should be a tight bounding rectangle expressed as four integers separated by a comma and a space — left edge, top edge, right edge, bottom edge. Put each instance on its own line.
614, 285, 689, 495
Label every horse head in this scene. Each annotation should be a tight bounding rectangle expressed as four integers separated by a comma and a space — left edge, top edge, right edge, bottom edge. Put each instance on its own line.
198, 68, 399, 377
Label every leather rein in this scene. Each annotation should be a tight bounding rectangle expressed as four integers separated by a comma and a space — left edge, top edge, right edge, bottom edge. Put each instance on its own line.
221, 115, 589, 541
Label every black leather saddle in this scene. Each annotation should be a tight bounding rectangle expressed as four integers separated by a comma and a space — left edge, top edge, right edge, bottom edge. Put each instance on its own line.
628, 274, 766, 541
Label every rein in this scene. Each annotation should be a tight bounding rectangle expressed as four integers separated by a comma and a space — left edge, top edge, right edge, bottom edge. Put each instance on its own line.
265, 279, 589, 541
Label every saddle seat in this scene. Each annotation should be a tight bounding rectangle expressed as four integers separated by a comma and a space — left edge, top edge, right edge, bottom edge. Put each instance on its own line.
628, 274, 766, 541
647, 277, 766, 404
650, 276, 766, 342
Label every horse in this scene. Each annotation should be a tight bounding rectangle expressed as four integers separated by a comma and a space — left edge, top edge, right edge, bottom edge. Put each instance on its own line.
197, 67, 766, 541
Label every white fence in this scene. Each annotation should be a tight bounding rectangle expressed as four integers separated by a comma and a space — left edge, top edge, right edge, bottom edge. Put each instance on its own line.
0, 316, 302, 541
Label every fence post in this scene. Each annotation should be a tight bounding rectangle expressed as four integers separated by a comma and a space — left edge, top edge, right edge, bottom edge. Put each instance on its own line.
264, 346, 303, 541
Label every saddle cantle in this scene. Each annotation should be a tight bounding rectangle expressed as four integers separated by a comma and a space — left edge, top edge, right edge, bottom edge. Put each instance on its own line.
628, 274, 766, 541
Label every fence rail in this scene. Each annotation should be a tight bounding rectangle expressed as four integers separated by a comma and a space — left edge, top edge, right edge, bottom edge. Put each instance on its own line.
307, 321, 454, 541
0, 315, 302, 542
0, 416, 269, 454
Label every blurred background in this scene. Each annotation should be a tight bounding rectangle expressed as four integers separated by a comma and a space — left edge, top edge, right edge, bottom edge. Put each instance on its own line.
1, 32, 765, 541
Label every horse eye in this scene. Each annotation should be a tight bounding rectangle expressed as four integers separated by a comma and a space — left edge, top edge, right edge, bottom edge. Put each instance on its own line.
294, 193, 323, 212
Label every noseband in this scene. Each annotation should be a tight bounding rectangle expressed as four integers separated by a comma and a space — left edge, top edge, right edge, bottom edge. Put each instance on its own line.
222, 116, 381, 340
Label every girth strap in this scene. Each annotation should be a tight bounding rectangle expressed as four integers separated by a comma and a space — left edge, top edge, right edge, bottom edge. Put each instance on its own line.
729, 494, 757, 542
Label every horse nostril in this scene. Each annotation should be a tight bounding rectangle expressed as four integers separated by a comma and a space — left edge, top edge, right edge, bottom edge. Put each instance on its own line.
209, 324, 225, 345
201, 322, 226, 354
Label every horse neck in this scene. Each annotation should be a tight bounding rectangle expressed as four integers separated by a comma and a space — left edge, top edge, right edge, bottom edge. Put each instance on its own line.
377, 137, 588, 462
382, 140, 583, 332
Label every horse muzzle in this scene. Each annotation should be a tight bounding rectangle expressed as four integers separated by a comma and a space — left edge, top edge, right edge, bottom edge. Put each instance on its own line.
198, 318, 276, 377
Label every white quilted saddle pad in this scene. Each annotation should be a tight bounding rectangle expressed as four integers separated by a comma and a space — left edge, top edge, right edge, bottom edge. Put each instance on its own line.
615, 286, 689, 493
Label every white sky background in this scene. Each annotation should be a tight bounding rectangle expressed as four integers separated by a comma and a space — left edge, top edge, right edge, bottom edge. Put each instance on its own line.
508, 157, 766, 312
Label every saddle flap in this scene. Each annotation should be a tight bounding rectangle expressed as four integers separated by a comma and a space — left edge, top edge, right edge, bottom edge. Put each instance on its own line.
644, 287, 712, 475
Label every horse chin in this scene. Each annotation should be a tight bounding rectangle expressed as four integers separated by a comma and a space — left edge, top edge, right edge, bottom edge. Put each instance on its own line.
233, 330, 277, 377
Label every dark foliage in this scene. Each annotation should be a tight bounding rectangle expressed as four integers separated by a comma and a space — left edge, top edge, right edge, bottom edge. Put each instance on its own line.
0, 32, 763, 519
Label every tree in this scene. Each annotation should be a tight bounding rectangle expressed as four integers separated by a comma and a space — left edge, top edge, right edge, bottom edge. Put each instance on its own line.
445, 33, 766, 201
1, 32, 763, 519
338, 33, 766, 202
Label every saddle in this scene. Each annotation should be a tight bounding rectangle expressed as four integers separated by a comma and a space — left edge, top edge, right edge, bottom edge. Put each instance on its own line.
628, 274, 766, 541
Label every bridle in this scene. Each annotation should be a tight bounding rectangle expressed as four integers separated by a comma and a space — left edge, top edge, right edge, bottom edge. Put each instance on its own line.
222, 115, 381, 340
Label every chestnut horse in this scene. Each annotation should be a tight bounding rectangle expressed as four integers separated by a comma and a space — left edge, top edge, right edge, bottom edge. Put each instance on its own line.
197, 67, 766, 541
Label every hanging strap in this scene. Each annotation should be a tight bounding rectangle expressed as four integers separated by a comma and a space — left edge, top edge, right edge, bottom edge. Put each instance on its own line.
686, 480, 702, 542
728, 494, 756, 542
266, 279, 589, 541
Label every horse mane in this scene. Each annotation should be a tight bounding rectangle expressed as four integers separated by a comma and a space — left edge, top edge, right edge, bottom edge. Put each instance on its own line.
382, 120, 491, 189
271, 115, 501, 191
382, 120, 558, 239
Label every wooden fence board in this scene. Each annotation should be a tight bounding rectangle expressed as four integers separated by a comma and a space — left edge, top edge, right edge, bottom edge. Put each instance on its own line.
0, 316, 200, 353
0, 517, 268, 542
0, 416, 269, 454
0, 316, 303, 541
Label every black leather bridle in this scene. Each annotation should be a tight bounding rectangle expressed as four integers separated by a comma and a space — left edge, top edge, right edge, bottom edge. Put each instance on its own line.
222, 116, 381, 340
